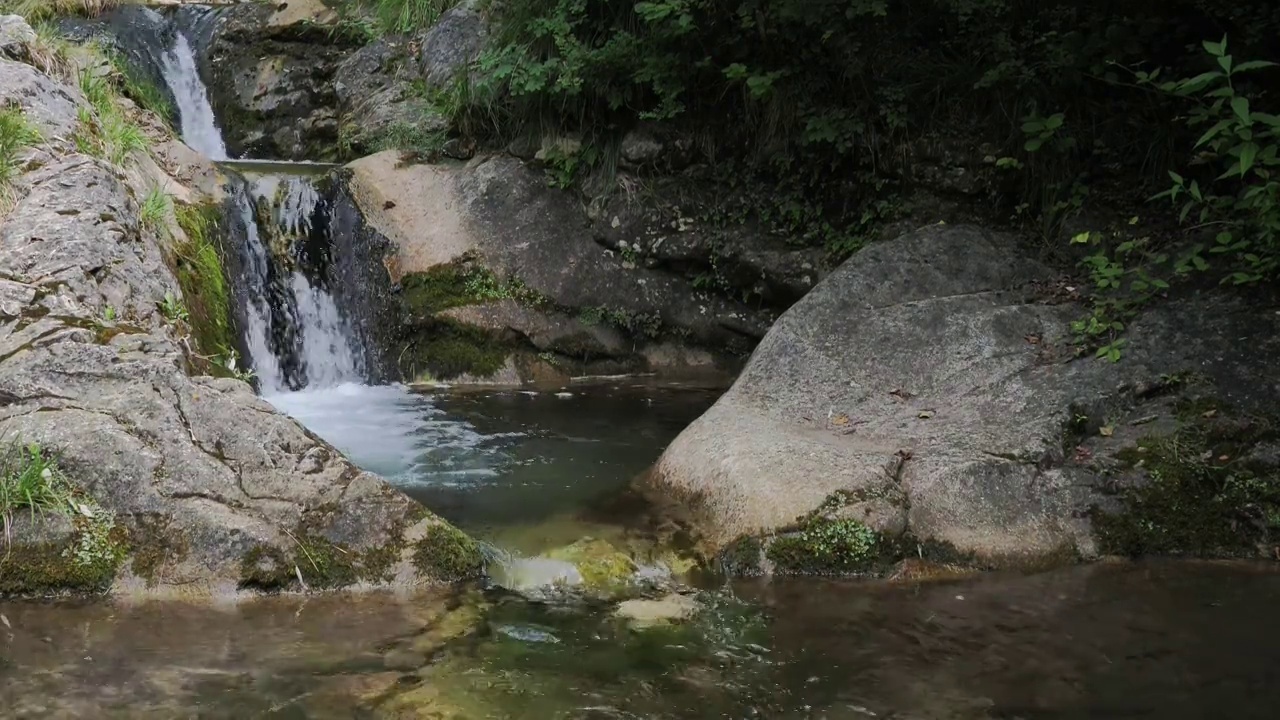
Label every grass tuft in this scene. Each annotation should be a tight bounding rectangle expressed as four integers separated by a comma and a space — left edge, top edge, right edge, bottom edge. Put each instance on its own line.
138, 185, 170, 233
360, 0, 458, 35
0, 106, 42, 212
173, 201, 235, 367
2, 0, 125, 23
0, 442, 71, 551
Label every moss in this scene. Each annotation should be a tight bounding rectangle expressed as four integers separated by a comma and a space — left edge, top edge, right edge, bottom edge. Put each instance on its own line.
1092, 415, 1280, 557
399, 261, 518, 316
172, 201, 236, 372
239, 544, 294, 592
718, 535, 762, 576
412, 523, 485, 581
128, 513, 190, 587
544, 538, 637, 593
0, 534, 124, 597
765, 517, 882, 575
403, 319, 512, 380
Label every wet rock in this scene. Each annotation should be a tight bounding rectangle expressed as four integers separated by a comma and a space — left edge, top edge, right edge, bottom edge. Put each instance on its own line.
0, 46, 470, 598
416, 0, 488, 91
190, 2, 354, 160
544, 538, 637, 597
615, 593, 700, 628
335, 151, 767, 384
643, 224, 1280, 569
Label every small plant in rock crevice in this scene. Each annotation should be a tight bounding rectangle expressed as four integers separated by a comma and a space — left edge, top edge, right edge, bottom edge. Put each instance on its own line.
138, 185, 171, 233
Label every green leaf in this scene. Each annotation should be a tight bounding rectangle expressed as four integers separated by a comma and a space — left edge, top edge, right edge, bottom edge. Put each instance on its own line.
1234, 60, 1278, 73
1218, 54, 1233, 73
1168, 170, 1185, 184
1232, 96, 1251, 124
1194, 119, 1232, 148
1239, 142, 1259, 176
1024, 137, 1044, 152
1203, 38, 1225, 56
1152, 279, 1170, 289
1176, 71, 1224, 94
1070, 231, 1092, 245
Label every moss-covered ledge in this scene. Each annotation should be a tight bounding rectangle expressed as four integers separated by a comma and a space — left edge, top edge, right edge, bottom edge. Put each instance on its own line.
1090, 395, 1280, 559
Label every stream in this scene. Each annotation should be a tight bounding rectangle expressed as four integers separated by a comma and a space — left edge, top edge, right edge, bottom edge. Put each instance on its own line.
2, 8, 1279, 719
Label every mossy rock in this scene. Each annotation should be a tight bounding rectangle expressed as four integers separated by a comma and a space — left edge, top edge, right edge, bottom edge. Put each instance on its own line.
1092, 405, 1280, 558
0, 529, 127, 597
401, 319, 512, 381
765, 517, 882, 575
544, 538, 637, 595
412, 523, 485, 581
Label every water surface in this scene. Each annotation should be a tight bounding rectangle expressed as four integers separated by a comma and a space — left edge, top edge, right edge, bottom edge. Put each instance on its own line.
3, 563, 1279, 719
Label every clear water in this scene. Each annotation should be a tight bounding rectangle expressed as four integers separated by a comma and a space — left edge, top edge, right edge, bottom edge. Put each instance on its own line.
266, 381, 719, 555
3, 562, 1279, 718
159, 30, 228, 160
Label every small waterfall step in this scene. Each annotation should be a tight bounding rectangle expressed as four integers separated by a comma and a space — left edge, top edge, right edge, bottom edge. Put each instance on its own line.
217, 159, 342, 176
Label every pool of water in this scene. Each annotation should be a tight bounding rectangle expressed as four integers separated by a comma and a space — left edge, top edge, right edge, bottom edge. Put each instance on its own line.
3, 562, 1279, 719
265, 381, 718, 554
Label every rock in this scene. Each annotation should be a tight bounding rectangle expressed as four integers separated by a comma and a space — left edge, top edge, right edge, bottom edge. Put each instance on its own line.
55, 6, 178, 124
615, 593, 700, 627
0, 14, 36, 59
416, 1, 488, 91
642, 224, 1280, 569
0, 43, 471, 598
382, 648, 427, 672
592, 189, 827, 310
188, 3, 354, 160
330, 151, 768, 384
619, 128, 664, 166
543, 538, 637, 596
334, 36, 447, 158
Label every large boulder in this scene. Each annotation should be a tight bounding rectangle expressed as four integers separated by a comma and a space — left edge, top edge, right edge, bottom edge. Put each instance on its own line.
0, 45, 476, 597
329, 151, 771, 384
416, 1, 488, 90
643, 224, 1280, 570
333, 35, 447, 158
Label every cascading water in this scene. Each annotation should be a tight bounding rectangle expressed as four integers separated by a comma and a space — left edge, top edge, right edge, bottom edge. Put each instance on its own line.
159, 28, 227, 160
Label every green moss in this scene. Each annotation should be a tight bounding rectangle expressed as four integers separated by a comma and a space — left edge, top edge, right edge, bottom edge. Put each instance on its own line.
173, 201, 236, 373
545, 538, 636, 593
400, 261, 518, 316
1093, 414, 1280, 557
765, 517, 882, 575
412, 523, 485, 581
403, 319, 512, 380
238, 544, 293, 591
0, 533, 125, 597
718, 535, 762, 576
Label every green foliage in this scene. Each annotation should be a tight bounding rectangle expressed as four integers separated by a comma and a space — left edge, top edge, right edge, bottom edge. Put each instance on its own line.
766, 518, 881, 575
75, 68, 149, 165
0, 442, 70, 548
359, 0, 458, 35
159, 290, 189, 323
109, 51, 175, 128
0, 441, 122, 584
173, 201, 237, 375
0, 106, 41, 210
138, 185, 170, 232
1153, 36, 1280, 284
1, 0, 123, 22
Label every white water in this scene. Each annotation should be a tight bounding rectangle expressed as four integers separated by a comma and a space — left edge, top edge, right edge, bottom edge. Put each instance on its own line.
160, 32, 228, 160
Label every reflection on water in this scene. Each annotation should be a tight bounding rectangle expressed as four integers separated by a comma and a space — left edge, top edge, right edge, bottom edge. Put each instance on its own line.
265, 382, 717, 553
3, 563, 1279, 719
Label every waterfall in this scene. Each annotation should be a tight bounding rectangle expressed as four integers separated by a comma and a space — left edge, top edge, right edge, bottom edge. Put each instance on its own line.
229, 174, 367, 394
159, 28, 228, 159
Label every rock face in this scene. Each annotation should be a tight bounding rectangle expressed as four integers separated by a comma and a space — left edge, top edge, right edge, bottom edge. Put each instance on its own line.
416, 1, 488, 90
185, 3, 359, 160
644, 224, 1280, 569
333, 35, 447, 159
332, 151, 772, 384
0, 33, 475, 597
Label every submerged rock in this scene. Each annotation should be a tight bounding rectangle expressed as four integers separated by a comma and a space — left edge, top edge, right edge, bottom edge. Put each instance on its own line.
0, 30, 473, 598
643, 224, 1280, 571
615, 593, 700, 628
